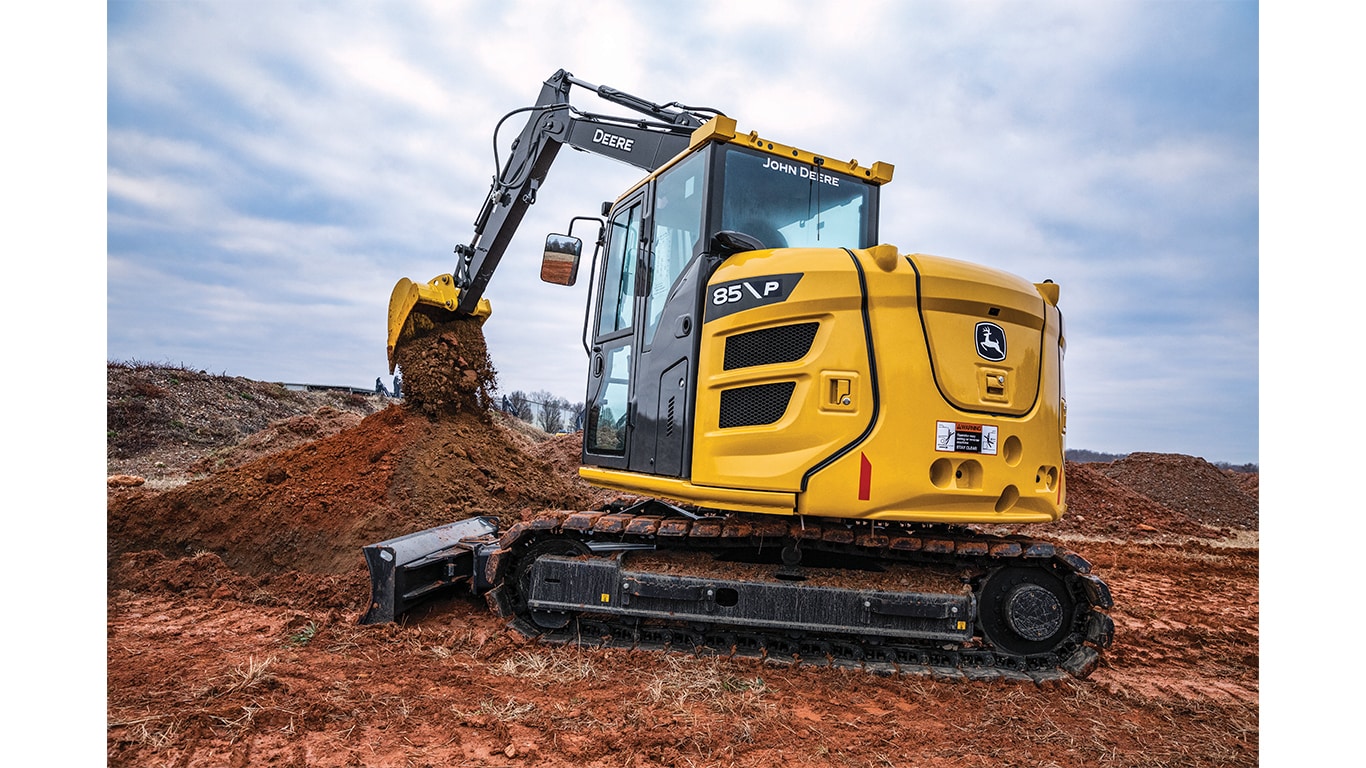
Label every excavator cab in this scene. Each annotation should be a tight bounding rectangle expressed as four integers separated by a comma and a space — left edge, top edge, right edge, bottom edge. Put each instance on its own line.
577, 127, 891, 484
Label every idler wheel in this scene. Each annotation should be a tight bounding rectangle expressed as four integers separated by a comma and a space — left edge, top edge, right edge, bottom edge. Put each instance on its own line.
978, 565, 1077, 656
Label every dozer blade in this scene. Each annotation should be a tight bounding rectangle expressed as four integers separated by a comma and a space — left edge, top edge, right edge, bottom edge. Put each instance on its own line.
386, 275, 492, 373
359, 515, 501, 624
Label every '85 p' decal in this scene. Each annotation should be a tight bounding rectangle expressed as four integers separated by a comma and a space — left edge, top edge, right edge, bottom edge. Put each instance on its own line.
705, 272, 803, 321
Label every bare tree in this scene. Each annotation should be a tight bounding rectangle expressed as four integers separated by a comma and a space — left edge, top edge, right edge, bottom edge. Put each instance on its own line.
541, 397, 569, 433
506, 390, 531, 421
528, 390, 554, 431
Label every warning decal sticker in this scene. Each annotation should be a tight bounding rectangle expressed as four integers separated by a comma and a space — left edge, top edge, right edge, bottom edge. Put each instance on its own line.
935, 421, 998, 455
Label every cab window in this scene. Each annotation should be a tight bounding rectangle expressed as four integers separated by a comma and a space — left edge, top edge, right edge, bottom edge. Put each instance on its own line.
719, 146, 874, 250
597, 200, 641, 336
645, 152, 705, 345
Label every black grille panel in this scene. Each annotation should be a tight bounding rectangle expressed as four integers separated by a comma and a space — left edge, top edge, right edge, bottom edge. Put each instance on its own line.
723, 322, 818, 370
719, 382, 796, 428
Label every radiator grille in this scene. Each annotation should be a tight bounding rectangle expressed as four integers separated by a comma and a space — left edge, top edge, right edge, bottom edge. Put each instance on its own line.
719, 382, 796, 428
723, 322, 818, 370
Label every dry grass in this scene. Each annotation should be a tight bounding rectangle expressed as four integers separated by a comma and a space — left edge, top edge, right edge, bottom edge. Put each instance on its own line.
452, 697, 536, 722
110, 715, 184, 750
636, 655, 774, 725
199, 655, 278, 699
491, 649, 598, 686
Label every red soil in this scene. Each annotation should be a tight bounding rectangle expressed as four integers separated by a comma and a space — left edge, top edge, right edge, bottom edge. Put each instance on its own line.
107, 400, 1259, 766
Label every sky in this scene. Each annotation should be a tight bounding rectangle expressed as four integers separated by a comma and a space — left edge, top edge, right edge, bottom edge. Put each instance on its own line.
99, 1, 1263, 464
96, 0, 1265, 464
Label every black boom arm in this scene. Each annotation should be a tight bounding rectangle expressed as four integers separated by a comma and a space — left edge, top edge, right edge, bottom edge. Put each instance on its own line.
451, 69, 723, 314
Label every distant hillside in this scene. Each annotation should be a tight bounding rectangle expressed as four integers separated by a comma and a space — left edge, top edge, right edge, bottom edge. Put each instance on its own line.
1066, 449, 1127, 464
1066, 448, 1257, 473
107, 361, 387, 459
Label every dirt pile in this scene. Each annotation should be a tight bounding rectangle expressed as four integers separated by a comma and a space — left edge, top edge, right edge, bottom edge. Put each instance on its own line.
1093, 452, 1259, 530
523, 430, 601, 483
107, 361, 388, 484
186, 406, 365, 475
108, 319, 626, 579
107, 362, 385, 457
108, 405, 617, 577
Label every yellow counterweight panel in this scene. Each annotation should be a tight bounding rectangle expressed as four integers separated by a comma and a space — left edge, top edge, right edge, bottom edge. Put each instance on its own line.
690, 245, 1067, 525
797, 250, 1066, 524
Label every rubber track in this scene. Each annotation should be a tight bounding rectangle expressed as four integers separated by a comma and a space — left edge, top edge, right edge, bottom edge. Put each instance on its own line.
488, 509, 1115, 682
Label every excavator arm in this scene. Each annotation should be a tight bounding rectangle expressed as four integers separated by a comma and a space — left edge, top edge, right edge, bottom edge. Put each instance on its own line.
387, 69, 722, 370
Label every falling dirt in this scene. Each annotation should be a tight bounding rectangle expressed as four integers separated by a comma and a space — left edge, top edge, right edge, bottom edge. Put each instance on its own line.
392, 316, 500, 418
106, 353, 1260, 767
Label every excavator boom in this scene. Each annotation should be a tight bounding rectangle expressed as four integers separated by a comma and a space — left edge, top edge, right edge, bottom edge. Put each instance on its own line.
386, 70, 721, 370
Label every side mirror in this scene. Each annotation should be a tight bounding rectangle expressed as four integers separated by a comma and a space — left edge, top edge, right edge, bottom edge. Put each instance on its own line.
711, 230, 765, 256
541, 234, 582, 286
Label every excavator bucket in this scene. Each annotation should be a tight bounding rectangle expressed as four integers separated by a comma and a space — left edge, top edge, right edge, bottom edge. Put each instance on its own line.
359, 515, 501, 624
386, 275, 492, 373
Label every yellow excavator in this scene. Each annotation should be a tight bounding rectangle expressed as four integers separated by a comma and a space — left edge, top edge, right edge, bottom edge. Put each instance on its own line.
364, 70, 1113, 681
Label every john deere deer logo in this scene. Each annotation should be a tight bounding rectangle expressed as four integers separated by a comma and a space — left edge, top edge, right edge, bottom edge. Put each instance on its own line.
976, 322, 1006, 361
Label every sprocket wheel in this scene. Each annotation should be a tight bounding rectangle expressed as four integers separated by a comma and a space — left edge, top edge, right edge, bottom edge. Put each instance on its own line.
512, 537, 592, 630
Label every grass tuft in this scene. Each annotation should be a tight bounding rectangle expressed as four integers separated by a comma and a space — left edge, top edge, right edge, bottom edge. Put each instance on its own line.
287, 621, 319, 647
491, 650, 597, 686
452, 697, 536, 722
199, 655, 278, 699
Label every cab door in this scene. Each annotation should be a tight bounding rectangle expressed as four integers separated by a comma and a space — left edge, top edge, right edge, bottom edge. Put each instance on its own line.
583, 150, 710, 475
583, 191, 645, 469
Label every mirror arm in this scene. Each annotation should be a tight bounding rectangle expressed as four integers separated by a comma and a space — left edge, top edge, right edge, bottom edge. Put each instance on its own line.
580, 235, 602, 357
561, 215, 606, 357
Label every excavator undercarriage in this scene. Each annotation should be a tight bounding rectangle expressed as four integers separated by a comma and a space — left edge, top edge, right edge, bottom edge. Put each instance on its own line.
363, 503, 1114, 681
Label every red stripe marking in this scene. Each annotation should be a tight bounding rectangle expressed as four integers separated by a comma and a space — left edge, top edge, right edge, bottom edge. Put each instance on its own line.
858, 453, 872, 501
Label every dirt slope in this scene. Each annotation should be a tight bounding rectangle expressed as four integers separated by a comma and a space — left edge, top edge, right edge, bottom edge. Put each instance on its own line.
107, 361, 389, 488
106, 362, 1259, 767
109, 404, 618, 575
